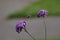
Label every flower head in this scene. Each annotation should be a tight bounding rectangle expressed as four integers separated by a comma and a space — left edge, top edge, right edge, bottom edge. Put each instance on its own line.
16, 20, 26, 33
37, 9, 48, 17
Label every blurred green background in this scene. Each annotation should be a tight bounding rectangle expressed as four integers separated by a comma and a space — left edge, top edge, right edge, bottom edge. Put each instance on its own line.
8, 0, 60, 19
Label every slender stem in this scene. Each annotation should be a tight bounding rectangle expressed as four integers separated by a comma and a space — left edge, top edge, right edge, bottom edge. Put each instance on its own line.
43, 17, 47, 40
23, 27, 36, 40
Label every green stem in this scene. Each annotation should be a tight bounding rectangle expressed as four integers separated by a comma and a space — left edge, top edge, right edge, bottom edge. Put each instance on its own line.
43, 17, 47, 40
24, 27, 36, 40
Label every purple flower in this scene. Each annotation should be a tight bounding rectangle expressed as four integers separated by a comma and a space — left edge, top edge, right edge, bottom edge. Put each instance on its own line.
16, 20, 26, 33
37, 9, 48, 17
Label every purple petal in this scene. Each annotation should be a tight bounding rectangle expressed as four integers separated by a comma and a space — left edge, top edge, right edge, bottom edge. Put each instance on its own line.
37, 9, 48, 17
16, 20, 26, 33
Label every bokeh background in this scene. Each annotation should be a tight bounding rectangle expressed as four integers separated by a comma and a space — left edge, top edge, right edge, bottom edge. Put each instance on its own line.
0, 0, 60, 40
